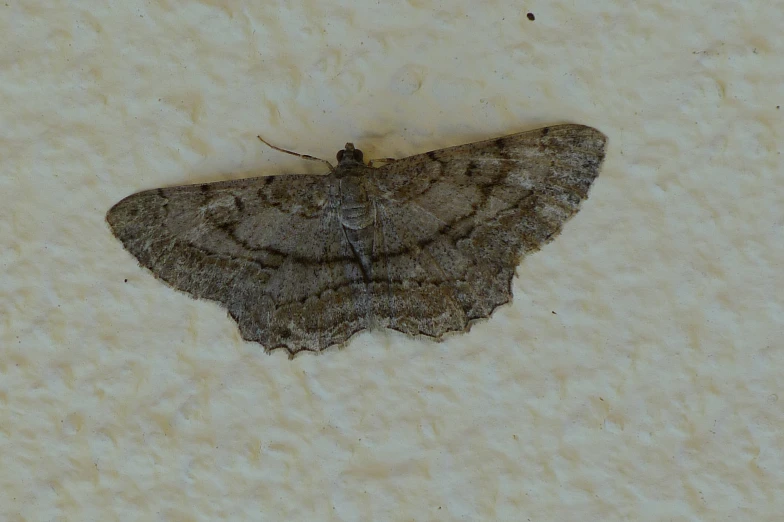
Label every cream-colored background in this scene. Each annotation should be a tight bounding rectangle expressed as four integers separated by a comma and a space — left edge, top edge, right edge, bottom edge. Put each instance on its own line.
2, 1, 782, 520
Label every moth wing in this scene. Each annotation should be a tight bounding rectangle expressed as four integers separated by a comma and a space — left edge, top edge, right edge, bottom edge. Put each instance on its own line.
365, 124, 607, 337
107, 174, 371, 355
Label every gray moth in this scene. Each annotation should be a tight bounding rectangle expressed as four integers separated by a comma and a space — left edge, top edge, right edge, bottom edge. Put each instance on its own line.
107, 124, 607, 357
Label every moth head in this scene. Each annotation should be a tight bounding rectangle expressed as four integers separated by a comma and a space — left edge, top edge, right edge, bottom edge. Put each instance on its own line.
337, 143, 364, 164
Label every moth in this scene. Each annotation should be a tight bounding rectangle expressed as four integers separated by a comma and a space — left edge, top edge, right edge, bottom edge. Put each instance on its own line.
107, 124, 607, 357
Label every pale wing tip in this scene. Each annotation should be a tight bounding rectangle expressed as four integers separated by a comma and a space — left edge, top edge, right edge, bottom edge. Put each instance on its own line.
578, 125, 608, 150
550, 123, 608, 150
576, 124, 608, 155
105, 198, 128, 235
105, 188, 164, 226
105, 193, 140, 236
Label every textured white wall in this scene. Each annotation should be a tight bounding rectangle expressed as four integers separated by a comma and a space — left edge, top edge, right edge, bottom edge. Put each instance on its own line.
2, 1, 782, 520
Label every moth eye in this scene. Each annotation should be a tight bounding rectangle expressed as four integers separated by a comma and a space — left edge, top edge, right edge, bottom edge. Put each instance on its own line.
355, 150, 363, 162
337, 150, 344, 162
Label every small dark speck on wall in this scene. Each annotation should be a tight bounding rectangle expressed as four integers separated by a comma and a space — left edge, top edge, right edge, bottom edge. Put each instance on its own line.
527, 12, 535, 21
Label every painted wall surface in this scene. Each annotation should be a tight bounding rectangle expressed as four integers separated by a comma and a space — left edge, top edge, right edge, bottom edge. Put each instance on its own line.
2, 1, 782, 520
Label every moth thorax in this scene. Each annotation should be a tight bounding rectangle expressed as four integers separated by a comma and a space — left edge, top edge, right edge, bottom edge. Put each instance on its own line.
339, 178, 374, 230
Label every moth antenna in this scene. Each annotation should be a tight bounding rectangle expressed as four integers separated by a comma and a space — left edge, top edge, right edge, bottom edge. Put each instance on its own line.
257, 136, 335, 172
